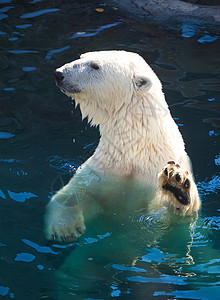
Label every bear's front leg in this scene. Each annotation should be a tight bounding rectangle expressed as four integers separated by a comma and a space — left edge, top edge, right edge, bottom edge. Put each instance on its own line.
45, 185, 86, 242
158, 161, 201, 215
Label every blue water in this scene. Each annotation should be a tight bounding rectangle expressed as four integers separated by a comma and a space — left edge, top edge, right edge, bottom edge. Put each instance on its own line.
0, 1, 219, 299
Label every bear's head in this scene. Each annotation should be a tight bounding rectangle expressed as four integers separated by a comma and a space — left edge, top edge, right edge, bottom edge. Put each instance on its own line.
55, 50, 162, 125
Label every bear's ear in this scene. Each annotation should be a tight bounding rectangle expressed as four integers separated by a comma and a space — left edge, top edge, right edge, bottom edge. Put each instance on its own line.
134, 75, 152, 92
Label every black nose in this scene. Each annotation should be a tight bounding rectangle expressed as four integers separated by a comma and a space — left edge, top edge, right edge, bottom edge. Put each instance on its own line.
54, 70, 64, 84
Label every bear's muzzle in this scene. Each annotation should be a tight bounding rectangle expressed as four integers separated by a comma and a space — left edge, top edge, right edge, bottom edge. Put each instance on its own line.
54, 70, 64, 85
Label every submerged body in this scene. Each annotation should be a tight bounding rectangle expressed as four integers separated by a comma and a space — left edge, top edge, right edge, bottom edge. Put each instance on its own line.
45, 50, 201, 242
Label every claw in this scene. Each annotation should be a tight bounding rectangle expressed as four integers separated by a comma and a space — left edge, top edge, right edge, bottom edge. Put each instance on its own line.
76, 226, 83, 235
65, 235, 71, 242
71, 233, 76, 240
176, 174, 181, 182
184, 179, 190, 189
51, 234, 56, 240
169, 170, 174, 176
164, 168, 168, 176
167, 161, 175, 165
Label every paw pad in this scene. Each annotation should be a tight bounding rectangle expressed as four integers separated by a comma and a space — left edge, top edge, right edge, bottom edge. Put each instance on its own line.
160, 162, 192, 208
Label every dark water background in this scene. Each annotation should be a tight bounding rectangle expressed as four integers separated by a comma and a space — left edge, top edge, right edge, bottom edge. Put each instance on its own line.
0, 0, 219, 299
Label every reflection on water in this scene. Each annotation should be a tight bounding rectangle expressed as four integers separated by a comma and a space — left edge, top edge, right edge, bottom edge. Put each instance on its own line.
0, 0, 219, 299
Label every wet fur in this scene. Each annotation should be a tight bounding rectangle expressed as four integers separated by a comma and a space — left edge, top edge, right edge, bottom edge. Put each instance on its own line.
46, 51, 201, 242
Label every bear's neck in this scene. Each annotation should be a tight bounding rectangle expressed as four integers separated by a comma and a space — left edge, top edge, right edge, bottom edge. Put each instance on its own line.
90, 91, 186, 179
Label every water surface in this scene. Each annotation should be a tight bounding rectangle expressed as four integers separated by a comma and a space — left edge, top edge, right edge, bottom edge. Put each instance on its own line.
0, 0, 219, 299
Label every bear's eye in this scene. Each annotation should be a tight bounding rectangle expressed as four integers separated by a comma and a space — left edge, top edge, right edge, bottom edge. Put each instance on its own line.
136, 78, 148, 88
90, 62, 100, 70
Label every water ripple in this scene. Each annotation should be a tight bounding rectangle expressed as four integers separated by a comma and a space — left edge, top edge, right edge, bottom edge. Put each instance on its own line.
14, 252, 35, 262
0, 6, 14, 13
45, 45, 70, 60
70, 22, 122, 39
0, 14, 8, 20
22, 239, 58, 255
7, 50, 38, 54
131, 209, 171, 232
20, 8, 59, 19
197, 175, 220, 195
0, 286, 9, 297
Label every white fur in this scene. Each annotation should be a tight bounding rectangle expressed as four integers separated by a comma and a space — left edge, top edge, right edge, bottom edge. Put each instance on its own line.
45, 50, 200, 241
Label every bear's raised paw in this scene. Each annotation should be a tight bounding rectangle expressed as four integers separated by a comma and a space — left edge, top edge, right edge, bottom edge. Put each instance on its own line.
158, 161, 199, 215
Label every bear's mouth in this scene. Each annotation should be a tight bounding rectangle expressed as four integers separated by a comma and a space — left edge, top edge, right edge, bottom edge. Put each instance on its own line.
61, 86, 81, 94
162, 183, 189, 205
55, 81, 81, 95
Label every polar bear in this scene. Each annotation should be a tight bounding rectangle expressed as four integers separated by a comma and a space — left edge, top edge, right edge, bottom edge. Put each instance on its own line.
45, 50, 201, 242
